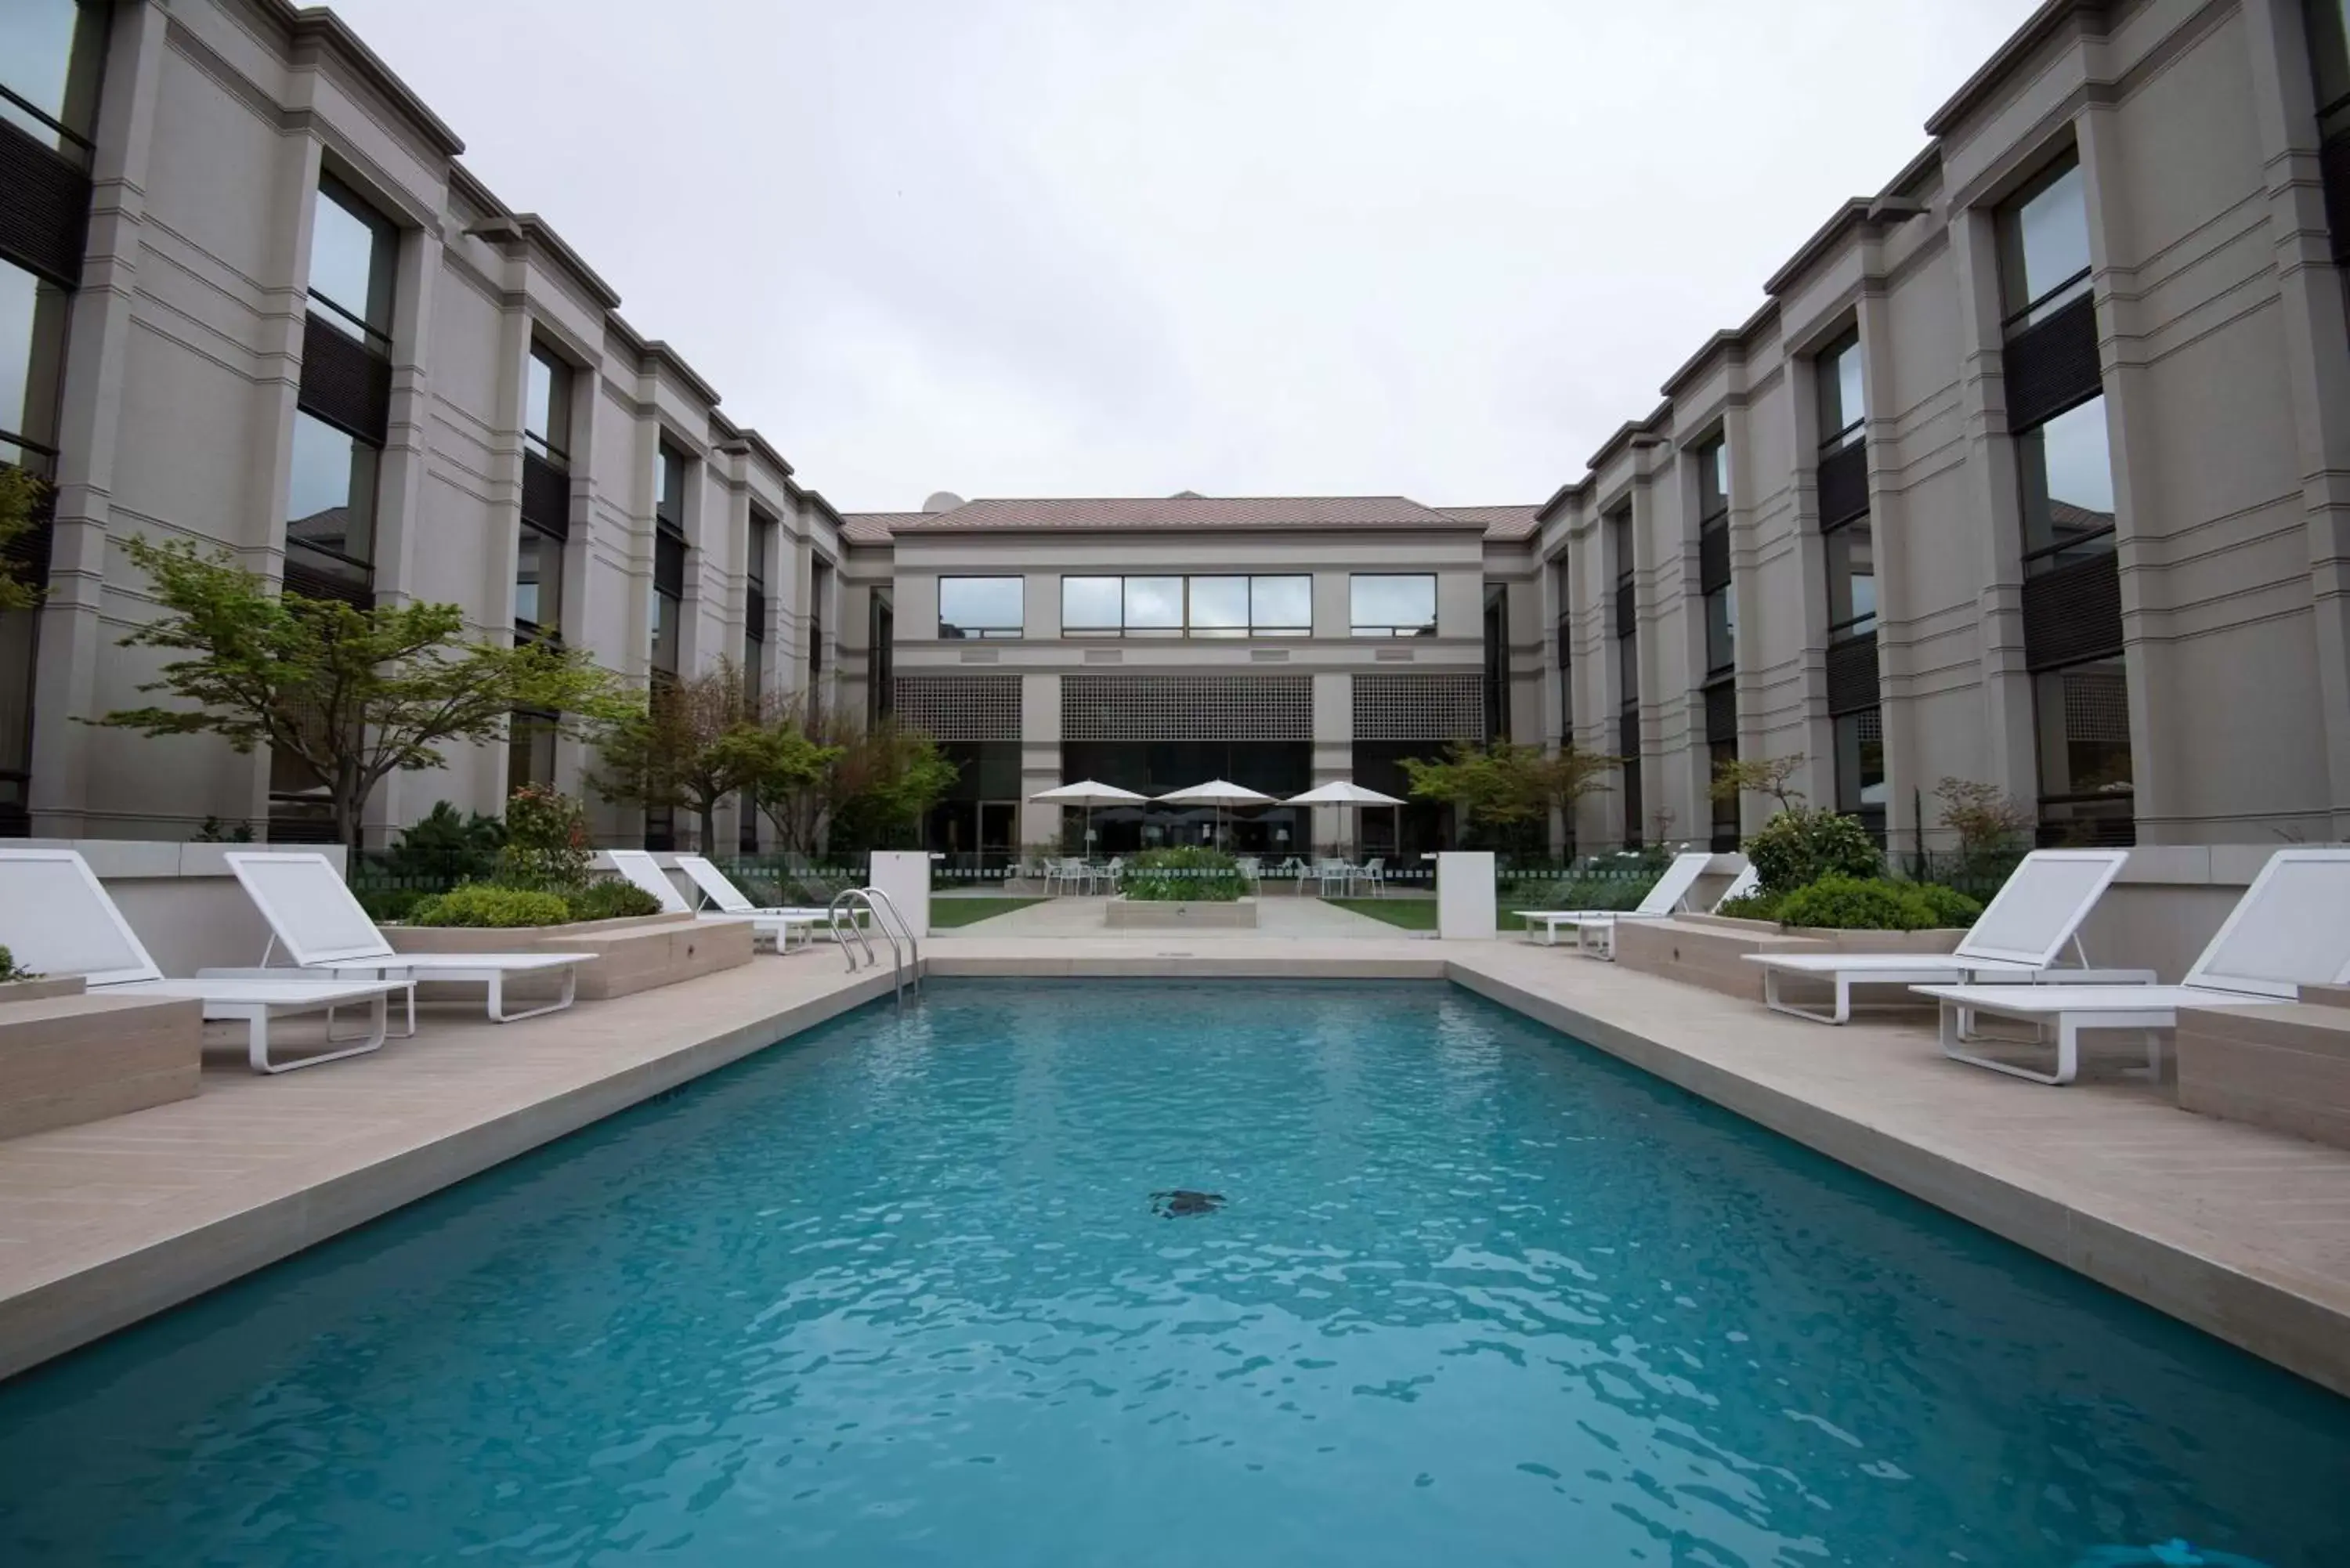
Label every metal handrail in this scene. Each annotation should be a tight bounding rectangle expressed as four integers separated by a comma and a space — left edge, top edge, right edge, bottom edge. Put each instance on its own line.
860, 887, 921, 995
827, 888, 908, 1006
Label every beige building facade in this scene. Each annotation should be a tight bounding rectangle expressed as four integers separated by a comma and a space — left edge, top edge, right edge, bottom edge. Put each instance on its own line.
6, 0, 2350, 862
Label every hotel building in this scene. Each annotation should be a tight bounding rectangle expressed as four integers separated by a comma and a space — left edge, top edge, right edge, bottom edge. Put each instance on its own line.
6, 0, 2350, 861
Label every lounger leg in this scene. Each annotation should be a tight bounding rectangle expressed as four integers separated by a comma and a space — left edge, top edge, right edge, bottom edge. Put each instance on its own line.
246, 992, 389, 1074
1940, 999, 2074, 1086
483, 964, 579, 1024
1833, 979, 1850, 1026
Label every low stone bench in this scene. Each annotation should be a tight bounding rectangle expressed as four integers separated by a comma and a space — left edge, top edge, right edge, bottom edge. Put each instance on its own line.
2178, 1002, 2350, 1151
1104, 898, 1259, 930
385, 912, 754, 1002
0, 990, 203, 1140
1614, 917, 1830, 1003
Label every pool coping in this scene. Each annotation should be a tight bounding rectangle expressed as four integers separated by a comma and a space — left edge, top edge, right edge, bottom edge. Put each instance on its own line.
1, 943, 2346, 1402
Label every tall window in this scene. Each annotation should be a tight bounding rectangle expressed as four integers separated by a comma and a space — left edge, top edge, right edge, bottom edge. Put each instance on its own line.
809, 558, 831, 681
650, 440, 687, 678
868, 589, 895, 725
306, 177, 395, 353
2305, 2, 2350, 283
938, 576, 1023, 639
1815, 329, 1882, 836
1482, 583, 1509, 742
524, 345, 571, 465
1999, 150, 2131, 844
1350, 574, 1437, 637
1553, 558, 1573, 742
738, 509, 774, 851
285, 178, 396, 609
0, 0, 106, 835
515, 345, 571, 642
1062, 574, 1311, 637
1695, 435, 1738, 850
1611, 508, 1640, 847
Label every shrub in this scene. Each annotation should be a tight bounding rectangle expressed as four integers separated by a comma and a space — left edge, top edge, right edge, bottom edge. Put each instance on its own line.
407, 883, 573, 928
357, 887, 432, 925
387, 800, 508, 884
497, 784, 594, 893
1774, 876, 1969, 932
565, 879, 663, 923
1743, 807, 1880, 896
1119, 846, 1246, 902
1714, 890, 1782, 922
1907, 881, 1985, 929
0, 945, 41, 983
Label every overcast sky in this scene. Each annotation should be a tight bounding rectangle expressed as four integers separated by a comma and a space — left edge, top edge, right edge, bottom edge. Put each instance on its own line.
338, 0, 2040, 513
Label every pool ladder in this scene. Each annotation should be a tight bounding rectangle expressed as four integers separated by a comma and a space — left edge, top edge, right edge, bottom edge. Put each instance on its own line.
827, 887, 921, 1006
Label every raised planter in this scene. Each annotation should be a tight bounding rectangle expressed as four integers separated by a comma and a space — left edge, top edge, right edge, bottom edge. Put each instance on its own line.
0, 976, 87, 1006
1620, 917, 1968, 1003
1678, 913, 1968, 953
1104, 898, 1259, 930
2178, 1003, 2350, 1151
0, 992, 202, 1141
384, 911, 751, 1000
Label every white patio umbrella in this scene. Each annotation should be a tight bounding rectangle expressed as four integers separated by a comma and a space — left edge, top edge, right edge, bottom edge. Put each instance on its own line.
1153, 779, 1274, 848
1285, 779, 1405, 858
1029, 779, 1147, 850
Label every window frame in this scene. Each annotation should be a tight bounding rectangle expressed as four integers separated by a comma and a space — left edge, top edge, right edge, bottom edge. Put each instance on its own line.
526, 344, 573, 466
1061, 573, 1314, 638
1997, 152, 2093, 333
2016, 392, 2118, 575
513, 518, 563, 641
1824, 521, 1877, 641
938, 575, 1025, 641
1816, 331, 1865, 453
283, 406, 380, 586
306, 175, 397, 354
1348, 573, 1438, 638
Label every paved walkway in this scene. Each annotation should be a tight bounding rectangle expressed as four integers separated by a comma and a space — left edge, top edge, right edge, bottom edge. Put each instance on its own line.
2, 933, 2347, 1400
949, 894, 1419, 939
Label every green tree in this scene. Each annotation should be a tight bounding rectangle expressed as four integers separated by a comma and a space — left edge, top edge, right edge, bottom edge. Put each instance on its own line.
0, 466, 47, 613
739, 718, 840, 856
1709, 752, 1807, 814
753, 700, 954, 858
591, 659, 772, 851
1401, 739, 1618, 843
94, 537, 633, 851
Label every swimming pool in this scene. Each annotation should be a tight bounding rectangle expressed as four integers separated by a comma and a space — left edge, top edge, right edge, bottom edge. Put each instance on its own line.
2, 979, 2345, 1566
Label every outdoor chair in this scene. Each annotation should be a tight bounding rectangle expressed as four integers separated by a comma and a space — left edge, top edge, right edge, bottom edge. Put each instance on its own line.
1518, 851, 1715, 947
1911, 847, 2350, 1085
0, 847, 406, 1073
1567, 862, 1761, 961
1744, 848, 2144, 1025
223, 851, 588, 1024
671, 854, 863, 948
608, 851, 816, 951
1356, 856, 1385, 897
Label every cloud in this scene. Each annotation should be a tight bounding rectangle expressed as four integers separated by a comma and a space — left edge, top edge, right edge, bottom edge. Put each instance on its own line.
334, 0, 2041, 510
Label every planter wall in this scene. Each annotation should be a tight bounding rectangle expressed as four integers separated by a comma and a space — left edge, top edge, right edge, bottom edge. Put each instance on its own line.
0, 993, 202, 1141
1104, 898, 1259, 930
0, 977, 87, 1006
2178, 1003, 2350, 1151
1614, 919, 1828, 1003
385, 912, 750, 1000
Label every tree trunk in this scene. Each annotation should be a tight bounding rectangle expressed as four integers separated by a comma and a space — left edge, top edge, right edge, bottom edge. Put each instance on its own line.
697, 798, 718, 854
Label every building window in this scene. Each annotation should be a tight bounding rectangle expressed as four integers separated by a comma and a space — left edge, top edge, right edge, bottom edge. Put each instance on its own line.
306, 178, 395, 352
2017, 396, 2115, 576
1350, 574, 1437, 638
1611, 506, 1639, 847
1835, 708, 1886, 823
2034, 657, 2134, 844
868, 590, 895, 725
1, 0, 108, 167
508, 709, 556, 796
1482, 583, 1509, 742
1817, 333, 1866, 452
1825, 526, 1875, 639
650, 440, 687, 676
284, 410, 378, 600
1709, 739, 1739, 850
1696, 434, 1734, 678
510, 528, 559, 641
1061, 574, 1312, 638
1705, 587, 1737, 678
938, 576, 1023, 639
1998, 154, 2092, 331
525, 345, 572, 466
744, 509, 772, 706
808, 559, 830, 682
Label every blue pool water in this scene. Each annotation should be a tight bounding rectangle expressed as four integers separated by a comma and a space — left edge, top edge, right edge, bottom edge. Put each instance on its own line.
2, 980, 2347, 1566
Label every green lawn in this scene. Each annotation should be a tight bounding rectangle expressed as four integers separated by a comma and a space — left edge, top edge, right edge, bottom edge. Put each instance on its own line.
1325, 898, 1551, 933
928, 896, 1047, 929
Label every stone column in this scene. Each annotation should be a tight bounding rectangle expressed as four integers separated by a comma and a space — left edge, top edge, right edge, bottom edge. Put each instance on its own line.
1311, 671, 1352, 854
1018, 673, 1062, 850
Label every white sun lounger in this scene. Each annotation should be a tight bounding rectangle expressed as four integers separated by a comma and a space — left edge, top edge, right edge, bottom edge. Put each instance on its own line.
0, 847, 405, 1073
223, 851, 588, 1025
1518, 851, 1716, 947
672, 854, 862, 945
1912, 847, 2350, 1086
1569, 863, 1761, 960
1742, 849, 2145, 1024
606, 850, 819, 951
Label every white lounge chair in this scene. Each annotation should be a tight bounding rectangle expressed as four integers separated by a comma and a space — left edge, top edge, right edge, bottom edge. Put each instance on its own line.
1744, 849, 2144, 1025
1518, 851, 1715, 946
1912, 847, 2350, 1086
606, 850, 817, 950
223, 851, 588, 1024
1570, 862, 1762, 960
673, 854, 859, 948
0, 847, 405, 1073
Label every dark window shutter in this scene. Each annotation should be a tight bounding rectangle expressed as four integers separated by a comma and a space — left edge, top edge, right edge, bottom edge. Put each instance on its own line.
1825, 634, 1880, 715
283, 557, 373, 609
746, 585, 766, 640
521, 451, 569, 539
1614, 579, 1636, 637
656, 529, 687, 597
1617, 708, 1640, 758
2021, 550, 2124, 670
2005, 294, 2101, 433
1704, 680, 1737, 743
1818, 442, 1868, 529
2323, 132, 2350, 266
298, 314, 392, 441
0, 121, 91, 288
1699, 522, 1730, 592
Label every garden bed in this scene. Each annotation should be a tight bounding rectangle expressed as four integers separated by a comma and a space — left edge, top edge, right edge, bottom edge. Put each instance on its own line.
385, 912, 751, 999
0, 992, 202, 1141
